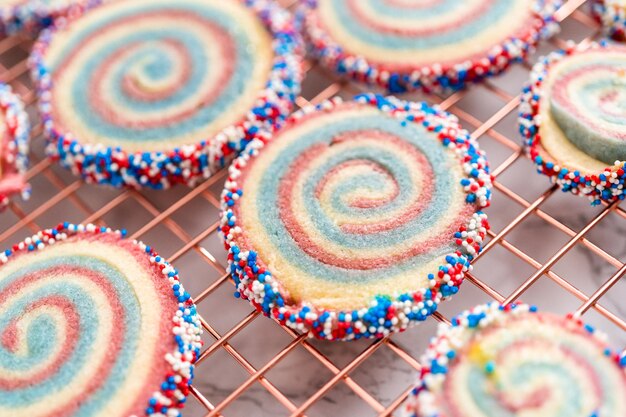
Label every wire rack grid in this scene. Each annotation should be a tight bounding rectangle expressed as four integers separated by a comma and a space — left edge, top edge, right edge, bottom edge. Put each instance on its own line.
0, 0, 624, 416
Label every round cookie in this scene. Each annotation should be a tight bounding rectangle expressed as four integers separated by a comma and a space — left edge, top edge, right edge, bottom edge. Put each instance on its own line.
30, 0, 302, 189
299, 0, 561, 93
0, 223, 202, 417
0, 0, 96, 36
0, 83, 30, 210
520, 42, 626, 205
219, 94, 492, 341
592, 0, 626, 41
403, 303, 626, 417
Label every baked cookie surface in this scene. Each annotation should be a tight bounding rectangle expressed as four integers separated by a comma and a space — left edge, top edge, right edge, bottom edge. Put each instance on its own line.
30, 0, 302, 189
0, 223, 202, 417
301, 0, 560, 93
402, 302, 626, 417
520, 42, 626, 204
220, 95, 492, 341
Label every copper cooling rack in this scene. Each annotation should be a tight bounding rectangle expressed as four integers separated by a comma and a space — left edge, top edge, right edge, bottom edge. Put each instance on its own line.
1, 0, 624, 416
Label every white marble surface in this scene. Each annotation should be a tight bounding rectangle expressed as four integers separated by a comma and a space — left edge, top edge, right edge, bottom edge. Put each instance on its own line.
0, 1, 624, 416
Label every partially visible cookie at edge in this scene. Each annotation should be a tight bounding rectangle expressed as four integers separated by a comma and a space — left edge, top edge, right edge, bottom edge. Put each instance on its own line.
520, 41, 626, 205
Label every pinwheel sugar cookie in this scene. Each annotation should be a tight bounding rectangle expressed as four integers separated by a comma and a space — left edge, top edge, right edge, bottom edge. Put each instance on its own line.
520, 42, 626, 205
0, 223, 202, 417
0, 0, 96, 36
402, 302, 626, 417
300, 0, 561, 93
220, 95, 492, 341
30, 0, 302, 189
0, 83, 30, 209
592, 0, 626, 40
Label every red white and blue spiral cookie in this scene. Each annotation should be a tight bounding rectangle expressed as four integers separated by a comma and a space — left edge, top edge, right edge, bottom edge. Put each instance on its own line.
592, 0, 626, 40
29, 0, 302, 190
0, 83, 30, 210
0, 223, 203, 417
220, 94, 492, 341
520, 42, 626, 205
299, 0, 561, 93
402, 302, 626, 417
0, 0, 97, 36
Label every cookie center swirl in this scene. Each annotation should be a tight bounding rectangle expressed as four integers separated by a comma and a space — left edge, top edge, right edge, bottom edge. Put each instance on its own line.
279, 129, 434, 264
44, 0, 273, 152
0, 237, 177, 417
238, 105, 472, 309
548, 51, 626, 164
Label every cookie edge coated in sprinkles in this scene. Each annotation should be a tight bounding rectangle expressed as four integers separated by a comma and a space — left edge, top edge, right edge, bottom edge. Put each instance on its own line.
0, 0, 101, 36
219, 94, 493, 342
0, 82, 30, 210
28, 0, 303, 190
0, 222, 204, 417
592, 0, 626, 41
298, 0, 562, 94
519, 40, 626, 206
403, 302, 626, 417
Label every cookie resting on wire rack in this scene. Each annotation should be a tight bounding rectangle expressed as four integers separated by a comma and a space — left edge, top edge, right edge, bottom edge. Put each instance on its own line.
299, 0, 561, 93
592, 0, 626, 40
401, 302, 626, 417
0, 223, 202, 417
220, 94, 493, 341
0, 0, 97, 36
0, 82, 30, 210
29, 0, 302, 190
520, 41, 626, 205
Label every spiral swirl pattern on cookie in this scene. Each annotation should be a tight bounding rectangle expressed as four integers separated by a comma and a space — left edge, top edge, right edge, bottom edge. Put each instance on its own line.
42, 0, 272, 152
318, 0, 533, 67
546, 45, 626, 165
404, 303, 626, 417
302, 0, 560, 92
221, 95, 492, 340
0, 224, 202, 417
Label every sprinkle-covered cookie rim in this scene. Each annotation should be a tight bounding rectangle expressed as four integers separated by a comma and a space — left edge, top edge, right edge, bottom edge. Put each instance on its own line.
592, 0, 626, 40
298, 0, 561, 94
405, 302, 626, 417
219, 94, 493, 341
0, 82, 30, 209
0, 222, 203, 417
0, 0, 100, 36
519, 40, 626, 206
29, 0, 303, 190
